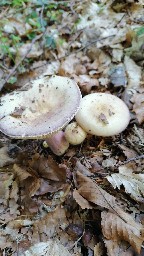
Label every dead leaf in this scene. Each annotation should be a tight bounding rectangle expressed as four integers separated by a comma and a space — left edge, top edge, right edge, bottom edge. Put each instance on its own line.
76, 171, 117, 211
29, 154, 66, 182
94, 242, 104, 256
73, 189, 93, 209
0, 171, 13, 200
13, 164, 41, 196
3, 18, 31, 35
42, 61, 60, 76
13, 164, 32, 182
17, 42, 43, 58
75, 171, 144, 253
101, 211, 144, 254
131, 89, 144, 124
124, 56, 141, 89
7, 219, 33, 229
73, 74, 99, 93
75, 161, 92, 177
102, 158, 117, 168
104, 239, 135, 256
59, 54, 80, 76
0, 231, 12, 249
107, 169, 144, 202
21, 240, 72, 256
118, 144, 137, 158
32, 206, 68, 243
0, 146, 16, 167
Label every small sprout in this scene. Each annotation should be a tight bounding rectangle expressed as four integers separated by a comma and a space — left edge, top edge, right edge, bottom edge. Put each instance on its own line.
43, 140, 49, 148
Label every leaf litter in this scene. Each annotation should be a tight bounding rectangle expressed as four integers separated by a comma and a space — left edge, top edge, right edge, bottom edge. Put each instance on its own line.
0, 0, 144, 255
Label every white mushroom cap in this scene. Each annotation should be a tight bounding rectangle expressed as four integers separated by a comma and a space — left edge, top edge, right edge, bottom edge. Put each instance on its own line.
0, 76, 81, 139
75, 93, 130, 137
65, 122, 87, 145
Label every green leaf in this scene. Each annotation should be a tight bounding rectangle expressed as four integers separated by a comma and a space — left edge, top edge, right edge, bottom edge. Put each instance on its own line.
12, 0, 29, 7
0, 0, 11, 6
8, 76, 17, 84
27, 32, 37, 40
136, 27, 144, 37
10, 35, 21, 43
45, 36, 56, 49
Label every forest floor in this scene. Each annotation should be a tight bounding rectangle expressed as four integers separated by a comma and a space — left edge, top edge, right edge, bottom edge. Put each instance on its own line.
0, 0, 144, 255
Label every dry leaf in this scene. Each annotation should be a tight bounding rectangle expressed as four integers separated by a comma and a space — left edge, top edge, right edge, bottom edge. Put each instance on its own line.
59, 54, 80, 76
0, 146, 16, 167
42, 61, 60, 76
118, 144, 137, 158
101, 211, 144, 254
29, 154, 66, 182
102, 158, 117, 168
32, 206, 68, 243
76, 171, 117, 211
124, 56, 141, 89
3, 18, 31, 35
104, 239, 135, 256
13, 164, 41, 196
7, 219, 33, 229
0, 172, 13, 200
17, 42, 43, 58
75, 171, 144, 253
75, 161, 92, 177
0, 231, 13, 249
13, 164, 32, 182
94, 242, 104, 256
107, 170, 144, 202
73, 74, 99, 93
21, 240, 72, 256
77, 2, 124, 33
73, 189, 93, 209
131, 89, 144, 124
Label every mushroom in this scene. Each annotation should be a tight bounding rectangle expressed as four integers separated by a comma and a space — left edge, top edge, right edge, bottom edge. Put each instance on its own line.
64, 122, 87, 145
75, 93, 130, 137
43, 131, 69, 156
0, 75, 81, 155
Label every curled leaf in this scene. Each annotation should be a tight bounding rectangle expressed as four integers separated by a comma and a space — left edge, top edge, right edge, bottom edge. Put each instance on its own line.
101, 211, 144, 254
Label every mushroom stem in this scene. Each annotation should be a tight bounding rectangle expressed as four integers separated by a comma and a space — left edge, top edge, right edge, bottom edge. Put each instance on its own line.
44, 131, 69, 156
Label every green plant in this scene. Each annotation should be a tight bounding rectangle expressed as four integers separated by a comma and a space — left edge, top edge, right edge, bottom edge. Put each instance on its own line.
45, 36, 56, 49
12, 0, 29, 7
8, 76, 17, 84
0, 35, 15, 62
136, 26, 144, 37
26, 11, 46, 32
0, 0, 29, 6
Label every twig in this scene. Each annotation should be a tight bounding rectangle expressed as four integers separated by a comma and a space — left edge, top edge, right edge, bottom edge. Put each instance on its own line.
0, 7, 9, 19
134, 124, 144, 144
40, 4, 45, 30
68, 34, 116, 55
115, 154, 144, 167
56, 34, 116, 61
2, 33, 45, 89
